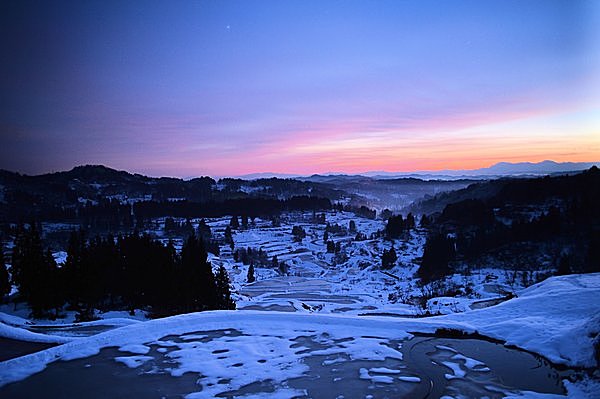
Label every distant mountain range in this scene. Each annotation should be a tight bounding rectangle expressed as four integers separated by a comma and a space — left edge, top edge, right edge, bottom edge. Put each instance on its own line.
1, 161, 597, 222
406, 164, 600, 215
0, 164, 474, 220
397, 160, 598, 178
239, 161, 598, 180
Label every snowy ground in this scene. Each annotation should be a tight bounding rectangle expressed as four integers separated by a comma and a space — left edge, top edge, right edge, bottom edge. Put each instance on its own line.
1, 212, 598, 397
0, 273, 598, 398
34, 211, 549, 318
209, 212, 549, 317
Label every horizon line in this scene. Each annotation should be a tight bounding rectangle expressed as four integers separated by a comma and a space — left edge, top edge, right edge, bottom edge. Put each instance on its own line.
2, 159, 599, 181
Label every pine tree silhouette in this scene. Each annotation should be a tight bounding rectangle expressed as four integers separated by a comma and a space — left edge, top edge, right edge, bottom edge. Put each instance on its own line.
247, 262, 255, 283
215, 265, 236, 310
0, 244, 10, 299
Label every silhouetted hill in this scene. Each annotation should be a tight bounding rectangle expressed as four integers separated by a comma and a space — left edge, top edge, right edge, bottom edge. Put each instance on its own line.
408, 167, 600, 216
419, 167, 600, 275
0, 165, 215, 207
0, 165, 343, 223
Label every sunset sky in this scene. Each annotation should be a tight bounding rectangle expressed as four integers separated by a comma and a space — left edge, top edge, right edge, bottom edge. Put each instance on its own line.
1, 0, 599, 177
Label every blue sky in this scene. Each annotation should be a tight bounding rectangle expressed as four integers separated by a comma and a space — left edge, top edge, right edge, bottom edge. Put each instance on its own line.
1, 0, 598, 177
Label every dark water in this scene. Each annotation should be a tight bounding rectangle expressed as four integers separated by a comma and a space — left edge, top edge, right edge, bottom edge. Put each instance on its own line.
0, 332, 565, 399
27, 324, 117, 337
401, 336, 565, 398
0, 338, 56, 362
0, 345, 202, 399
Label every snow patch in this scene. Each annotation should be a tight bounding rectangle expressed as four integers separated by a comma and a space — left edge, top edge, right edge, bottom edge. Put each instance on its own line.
398, 375, 421, 383
114, 355, 153, 368
118, 344, 150, 355
442, 360, 466, 379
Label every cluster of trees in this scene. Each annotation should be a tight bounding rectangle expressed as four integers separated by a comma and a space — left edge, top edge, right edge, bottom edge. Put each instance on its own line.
453, 206, 562, 259
324, 223, 346, 237
217, 177, 342, 200
380, 209, 393, 221
164, 218, 220, 255
292, 226, 307, 242
384, 213, 416, 239
9, 225, 61, 317
228, 215, 254, 230
164, 217, 195, 236
79, 199, 134, 231
134, 196, 332, 219
234, 247, 269, 267
353, 232, 368, 241
417, 234, 455, 283
322, 221, 367, 243
8, 224, 235, 319
326, 240, 342, 254
345, 205, 377, 219
0, 194, 136, 231
443, 199, 600, 274
415, 172, 600, 283
410, 168, 600, 282
437, 199, 494, 227
241, 253, 286, 282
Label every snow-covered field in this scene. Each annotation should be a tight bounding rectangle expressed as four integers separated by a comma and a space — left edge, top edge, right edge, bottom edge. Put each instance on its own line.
208, 212, 550, 317
1, 212, 598, 398
0, 274, 598, 398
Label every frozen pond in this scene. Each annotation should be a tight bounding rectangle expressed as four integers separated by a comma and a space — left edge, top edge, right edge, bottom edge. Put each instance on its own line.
27, 324, 118, 338
0, 329, 565, 398
239, 276, 331, 298
237, 276, 380, 313
0, 339, 56, 362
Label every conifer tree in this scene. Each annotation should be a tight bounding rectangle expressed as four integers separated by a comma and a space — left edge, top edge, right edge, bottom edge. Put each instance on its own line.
63, 229, 86, 307
11, 224, 44, 303
381, 247, 398, 269
406, 213, 415, 229
11, 224, 61, 318
0, 245, 10, 299
292, 225, 306, 242
197, 219, 212, 241
418, 234, 455, 283
215, 265, 235, 310
585, 231, 600, 273
349, 220, 357, 233
183, 219, 194, 237
224, 225, 234, 250
556, 254, 571, 275
43, 249, 64, 320
247, 261, 255, 283
278, 261, 287, 275
180, 234, 216, 311
326, 240, 335, 253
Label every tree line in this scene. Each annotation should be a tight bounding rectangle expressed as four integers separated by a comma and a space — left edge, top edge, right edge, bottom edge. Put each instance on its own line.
416, 199, 600, 284
6, 224, 235, 320
134, 196, 331, 219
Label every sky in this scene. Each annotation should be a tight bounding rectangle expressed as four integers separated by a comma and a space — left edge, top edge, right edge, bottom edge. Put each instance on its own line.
1, 0, 599, 178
